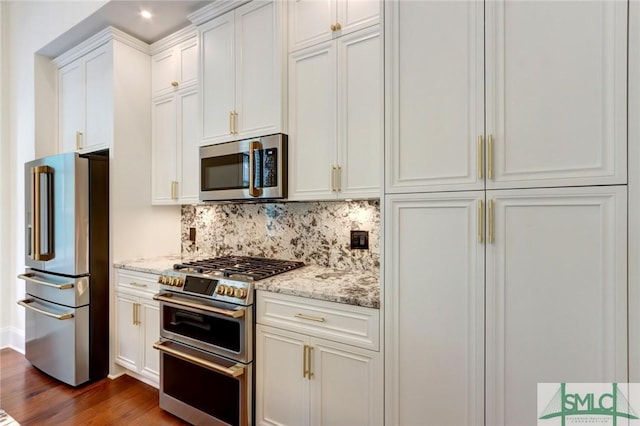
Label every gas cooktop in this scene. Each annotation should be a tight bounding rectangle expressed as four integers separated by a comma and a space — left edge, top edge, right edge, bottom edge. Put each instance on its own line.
173, 255, 305, 281
158, 255, 305, 305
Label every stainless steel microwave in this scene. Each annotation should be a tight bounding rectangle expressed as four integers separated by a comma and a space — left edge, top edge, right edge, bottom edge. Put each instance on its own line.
199, 134, 288, 201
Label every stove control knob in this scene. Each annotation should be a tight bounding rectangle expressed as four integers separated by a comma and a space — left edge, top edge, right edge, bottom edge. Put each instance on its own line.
225, 286, 235, 296
157, 276, 163, 284
216, 285, 227, 295
160, 275, 170, 285
176, 278, 184, 287
234, 288, 247, 298
171, 277, 180, 286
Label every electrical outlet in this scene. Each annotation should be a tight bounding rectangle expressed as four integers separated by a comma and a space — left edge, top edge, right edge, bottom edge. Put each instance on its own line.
189, 227, 196, 242
350, 230, 369, 250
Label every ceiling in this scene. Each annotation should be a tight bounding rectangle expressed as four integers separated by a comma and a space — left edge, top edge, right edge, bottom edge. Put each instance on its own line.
38, 0, 212, 58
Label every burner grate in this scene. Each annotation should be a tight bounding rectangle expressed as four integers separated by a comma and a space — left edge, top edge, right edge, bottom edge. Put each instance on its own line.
173, 256, 304, 281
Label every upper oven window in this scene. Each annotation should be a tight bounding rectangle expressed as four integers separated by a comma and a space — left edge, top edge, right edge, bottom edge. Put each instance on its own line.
162, 304, 242, 353
201, 153, 249, 191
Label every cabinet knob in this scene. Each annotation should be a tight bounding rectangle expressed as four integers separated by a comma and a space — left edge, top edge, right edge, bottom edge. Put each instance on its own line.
330, 24, 336, 31
335, 22, 342, 31
171, 81, 179, 88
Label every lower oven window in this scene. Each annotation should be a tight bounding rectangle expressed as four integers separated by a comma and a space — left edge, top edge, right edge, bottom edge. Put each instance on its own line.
163, 353, 240, 426
162, 305, 241, 352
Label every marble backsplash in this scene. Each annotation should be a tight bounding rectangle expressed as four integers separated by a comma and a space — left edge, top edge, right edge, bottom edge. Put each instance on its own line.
181, 200, 380, 272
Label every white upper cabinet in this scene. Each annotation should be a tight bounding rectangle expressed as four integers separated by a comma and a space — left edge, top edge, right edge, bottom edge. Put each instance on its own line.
486, 0, 627, 189
199, 0, 285, 145
289, 0, 380, 52
289, 25, 382, 200
386, 0, 628, 193
151, 35, 198, 97
150, 28, 200, 205
385, 1, 484, 193
58, 43, 113, 154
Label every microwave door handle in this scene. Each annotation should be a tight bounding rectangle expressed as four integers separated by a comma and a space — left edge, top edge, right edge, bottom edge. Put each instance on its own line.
248, 141, 262, 197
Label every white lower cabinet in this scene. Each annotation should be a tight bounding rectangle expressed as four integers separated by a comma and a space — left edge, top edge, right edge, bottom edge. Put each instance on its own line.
256, 325, 382, 426
114, 269, 161, 387
385, 186, 627, 426
256, 291, 382, 426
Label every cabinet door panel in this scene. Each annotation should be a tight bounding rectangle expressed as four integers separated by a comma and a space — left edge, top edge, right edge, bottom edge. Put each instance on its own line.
84, 46, 111, 152
487, 1, 627, 188
338, 27, 382, 198
256, 325, 309, 426
201, 13, 235, 143
289, 0, 335, 52
151, 96, 178, 204
140, 300, 160, 379
59, 61, 84, 153
485, 186, 627, 425
178, 38, 198, 88
236, 0, 281, 138
178, 89, 200, 203
310, 338, 382, 426
338, 0, 380, 35
288, 43, 337, 200
385, 192, 485, 426
151, 49, 176, 96
386, 0, 483, 193
115, 293, 139, 371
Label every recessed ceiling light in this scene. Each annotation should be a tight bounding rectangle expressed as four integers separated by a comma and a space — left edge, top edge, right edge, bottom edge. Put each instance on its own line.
140, 10, 152, 19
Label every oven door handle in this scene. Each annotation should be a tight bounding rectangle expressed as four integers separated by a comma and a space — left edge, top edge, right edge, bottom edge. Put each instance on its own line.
153, 340, 245, 378
153, 293, 245, 319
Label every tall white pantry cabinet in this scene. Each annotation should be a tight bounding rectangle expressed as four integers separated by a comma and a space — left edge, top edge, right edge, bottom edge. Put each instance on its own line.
384, 1, 630, 426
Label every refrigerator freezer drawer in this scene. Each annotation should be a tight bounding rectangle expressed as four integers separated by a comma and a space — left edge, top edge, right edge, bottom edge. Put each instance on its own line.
19, 270, 90, 307
21, 296, 89, 386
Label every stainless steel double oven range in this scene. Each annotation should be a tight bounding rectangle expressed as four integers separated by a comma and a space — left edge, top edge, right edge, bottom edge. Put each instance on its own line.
153, 256, 304, 426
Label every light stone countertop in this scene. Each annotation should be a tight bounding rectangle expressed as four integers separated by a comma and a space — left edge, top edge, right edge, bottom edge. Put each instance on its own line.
113, 256, 380, 309
113, 255, 184, 275
254, 265, 380, 309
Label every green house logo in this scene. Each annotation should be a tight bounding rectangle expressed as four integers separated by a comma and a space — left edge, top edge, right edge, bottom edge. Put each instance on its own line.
539, 383, 639, 426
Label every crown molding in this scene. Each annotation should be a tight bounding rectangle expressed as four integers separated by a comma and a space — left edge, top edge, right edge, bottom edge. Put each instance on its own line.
150, 25, 198, 56
187, 0, 250, 26
53, 27, 149, 68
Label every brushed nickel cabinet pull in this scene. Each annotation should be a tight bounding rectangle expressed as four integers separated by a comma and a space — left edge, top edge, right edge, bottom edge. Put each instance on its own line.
171, 81, 179, 88
303, 344, 309, 378
478, 199, 484, 244
477, 135, 484, 179
171, 181, 178, 200
488, 134, 494, 180
336, 165, 342, 192
229, 112, 234, 134
488, 199, 494, 244
76, 131, 83, 151
331, 166, 337, 192
295, 313, 326, 322
307, 345, 314, 379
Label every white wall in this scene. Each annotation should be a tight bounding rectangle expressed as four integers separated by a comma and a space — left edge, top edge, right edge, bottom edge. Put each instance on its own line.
1, 1, 106, 350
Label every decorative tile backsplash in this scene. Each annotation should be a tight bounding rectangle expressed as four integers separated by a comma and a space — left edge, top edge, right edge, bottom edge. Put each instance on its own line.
181, 200, 380, 272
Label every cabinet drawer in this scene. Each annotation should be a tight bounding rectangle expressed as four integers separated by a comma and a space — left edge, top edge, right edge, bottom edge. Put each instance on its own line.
256, 291, 379, 350
115, 269, 160, 295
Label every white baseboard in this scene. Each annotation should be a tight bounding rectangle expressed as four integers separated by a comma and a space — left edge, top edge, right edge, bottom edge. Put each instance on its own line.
0, 326, 25, 353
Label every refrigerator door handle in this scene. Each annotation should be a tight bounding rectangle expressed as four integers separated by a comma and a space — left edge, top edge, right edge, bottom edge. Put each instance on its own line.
31, 165, 55, 261
18, 273, 74, 290
17, 299, 74, 320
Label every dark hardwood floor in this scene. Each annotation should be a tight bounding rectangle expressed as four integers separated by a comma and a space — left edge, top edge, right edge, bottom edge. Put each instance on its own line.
0, 348, 189, 425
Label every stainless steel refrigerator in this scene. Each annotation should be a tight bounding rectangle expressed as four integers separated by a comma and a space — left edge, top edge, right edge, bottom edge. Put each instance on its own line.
19, 151, 109, 386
